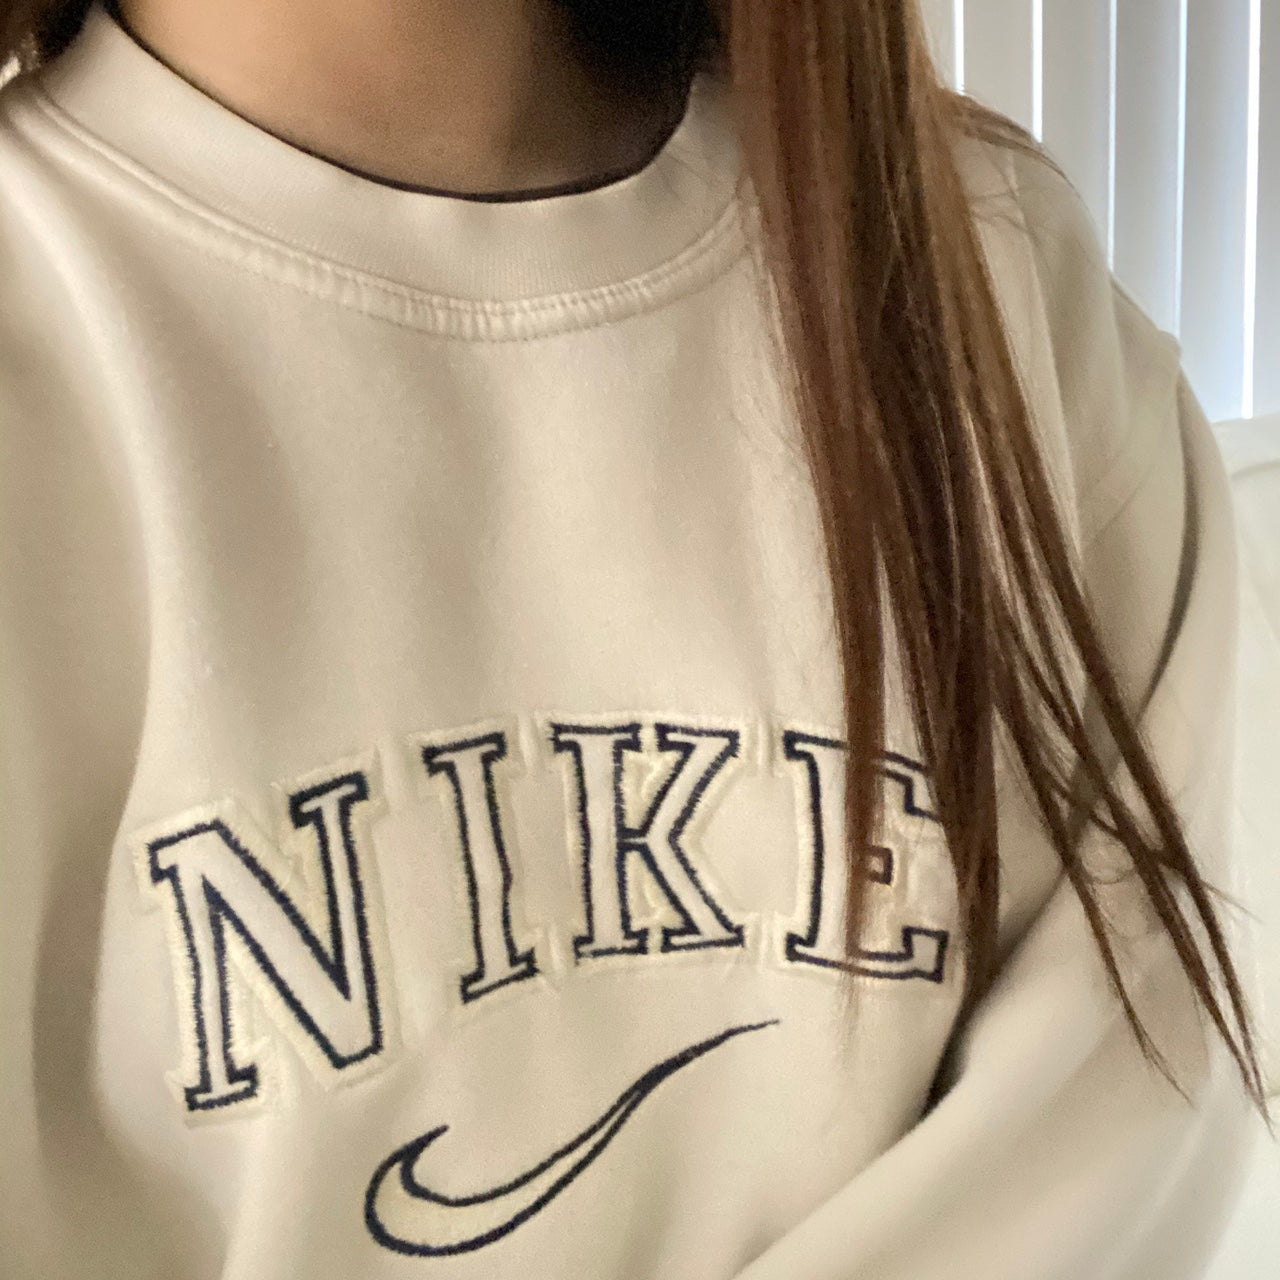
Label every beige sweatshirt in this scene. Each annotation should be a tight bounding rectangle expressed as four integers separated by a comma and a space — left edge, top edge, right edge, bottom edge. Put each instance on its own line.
0, 2, 1260, 1276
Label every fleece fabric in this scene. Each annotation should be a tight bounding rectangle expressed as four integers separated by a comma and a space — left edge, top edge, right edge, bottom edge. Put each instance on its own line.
0, 2, 1263, 1277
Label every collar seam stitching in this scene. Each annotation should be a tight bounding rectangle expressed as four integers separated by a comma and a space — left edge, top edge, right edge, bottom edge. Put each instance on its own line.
19, 81, 747, 334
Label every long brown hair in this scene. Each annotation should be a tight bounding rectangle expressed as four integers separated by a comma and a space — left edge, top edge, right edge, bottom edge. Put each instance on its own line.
6, 0, 1271, 1127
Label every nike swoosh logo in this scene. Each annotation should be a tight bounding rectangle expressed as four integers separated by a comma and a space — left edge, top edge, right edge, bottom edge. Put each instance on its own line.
364, 1018, 780, 1257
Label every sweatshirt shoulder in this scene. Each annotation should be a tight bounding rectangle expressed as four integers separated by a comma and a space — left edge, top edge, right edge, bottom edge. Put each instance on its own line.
958, 130, 1187, 546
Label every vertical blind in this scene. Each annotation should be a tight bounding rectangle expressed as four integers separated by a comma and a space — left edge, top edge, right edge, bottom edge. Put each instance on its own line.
921, 0, 1279, 424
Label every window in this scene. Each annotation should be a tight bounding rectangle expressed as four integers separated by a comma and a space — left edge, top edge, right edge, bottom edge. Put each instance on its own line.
922, 0, 1280, 423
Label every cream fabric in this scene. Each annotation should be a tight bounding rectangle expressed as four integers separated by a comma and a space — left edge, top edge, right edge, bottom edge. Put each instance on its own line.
0, 3, 1264, 1277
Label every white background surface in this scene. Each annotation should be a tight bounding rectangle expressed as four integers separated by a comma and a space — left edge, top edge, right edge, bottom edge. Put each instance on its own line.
1205, 416, 1280, 1277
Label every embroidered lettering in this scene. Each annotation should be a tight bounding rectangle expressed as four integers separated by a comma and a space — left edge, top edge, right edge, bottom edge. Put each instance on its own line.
418, 731, 539, 1003
140, 771, 384, 1112
549, 721, 745, 960
783, 734, 949, 982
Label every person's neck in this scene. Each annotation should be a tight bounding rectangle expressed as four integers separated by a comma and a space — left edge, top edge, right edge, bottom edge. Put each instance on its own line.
110, 0, 680, 197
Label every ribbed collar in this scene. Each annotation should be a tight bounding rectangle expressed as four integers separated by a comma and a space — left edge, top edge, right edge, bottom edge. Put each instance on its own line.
29, 0, 745, 304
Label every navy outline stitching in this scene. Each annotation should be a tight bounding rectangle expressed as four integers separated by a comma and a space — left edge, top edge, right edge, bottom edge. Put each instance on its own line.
551, 722, 647, 960
550, 721, 744, 962
781, 733, 949, 983
420, 732, 539, 1004
364, 1018, 780, 1256
146, 772, 383, 1111
625, 723, 745, 954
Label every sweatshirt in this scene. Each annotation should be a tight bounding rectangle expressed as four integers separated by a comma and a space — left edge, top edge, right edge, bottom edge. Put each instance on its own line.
0, 2, 1265, 1277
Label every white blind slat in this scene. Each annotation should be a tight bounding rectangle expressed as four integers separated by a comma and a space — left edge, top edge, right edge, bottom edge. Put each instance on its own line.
963, 0, 1036, 134
919, 0, 960, 90
1181, 0, 1255, 423
1113, 0, 1184, 336
1255, 0, 1280, 417
1040, 0, 1114, 265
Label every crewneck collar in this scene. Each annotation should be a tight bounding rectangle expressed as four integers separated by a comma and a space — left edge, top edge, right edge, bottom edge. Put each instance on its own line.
28, 0, 746, 305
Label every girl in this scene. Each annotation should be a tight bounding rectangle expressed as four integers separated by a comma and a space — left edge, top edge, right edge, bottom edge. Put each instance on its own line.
0, 1, 1271, 1276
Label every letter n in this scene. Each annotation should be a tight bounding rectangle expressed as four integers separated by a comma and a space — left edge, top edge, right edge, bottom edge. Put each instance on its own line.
137, 771, 385, 1114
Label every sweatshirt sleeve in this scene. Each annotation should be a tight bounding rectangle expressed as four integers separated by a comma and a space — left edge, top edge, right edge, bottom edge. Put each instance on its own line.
730, 150, 1262, 1280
